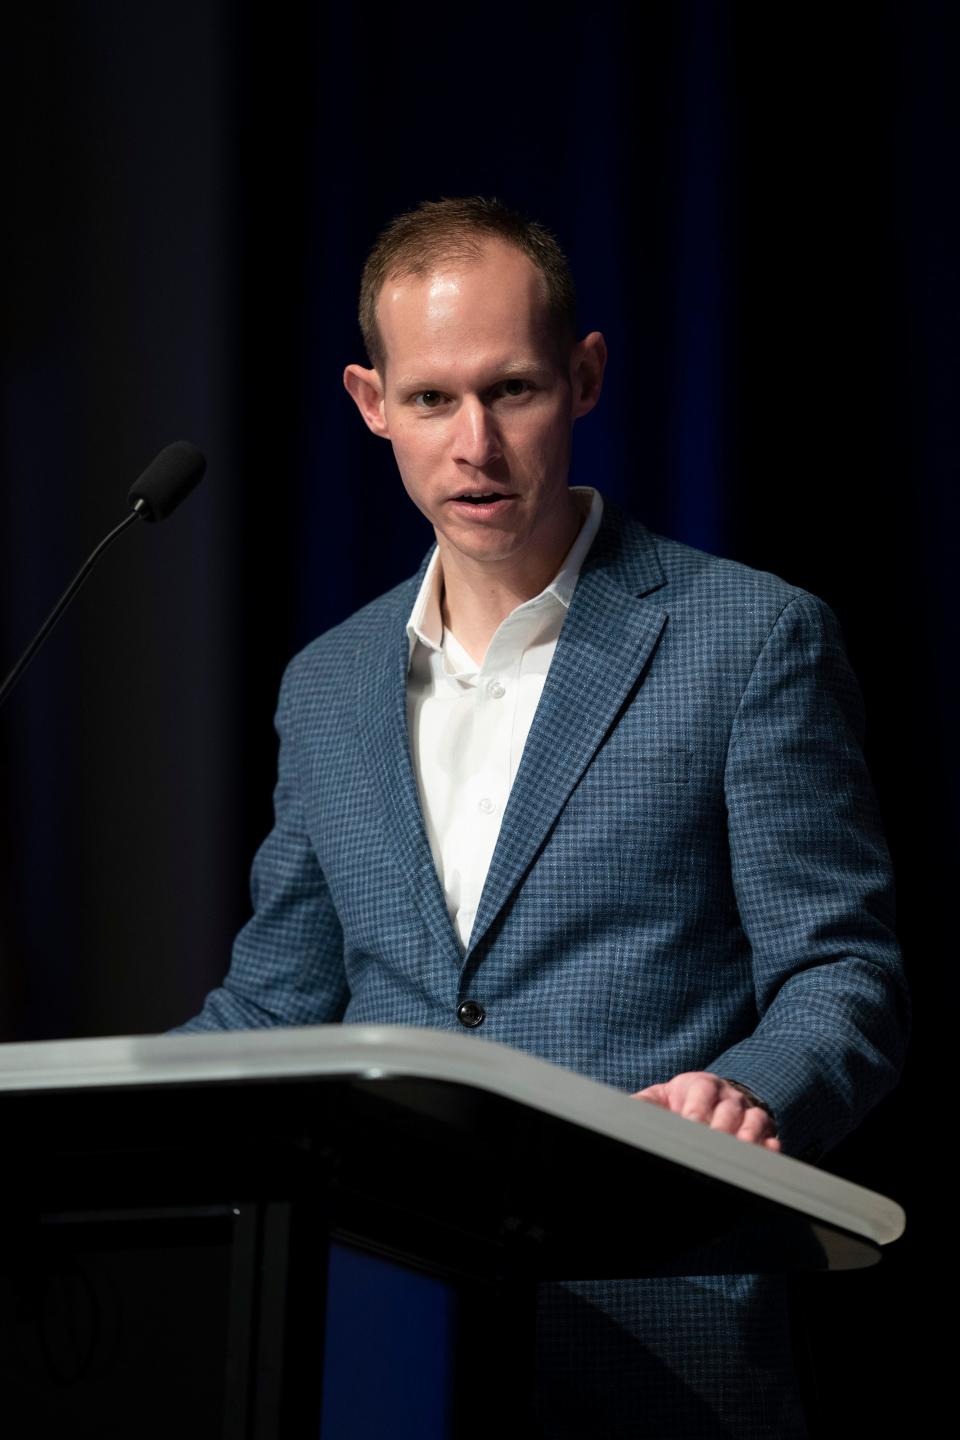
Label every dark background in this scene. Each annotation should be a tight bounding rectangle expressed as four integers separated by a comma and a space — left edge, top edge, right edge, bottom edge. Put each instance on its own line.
1, 1, 954, 1429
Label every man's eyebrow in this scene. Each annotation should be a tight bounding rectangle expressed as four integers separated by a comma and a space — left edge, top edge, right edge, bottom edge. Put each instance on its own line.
393, 360, 551, 390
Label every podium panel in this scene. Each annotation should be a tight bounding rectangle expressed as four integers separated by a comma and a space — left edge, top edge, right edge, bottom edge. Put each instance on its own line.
0, 1026, 905, 1437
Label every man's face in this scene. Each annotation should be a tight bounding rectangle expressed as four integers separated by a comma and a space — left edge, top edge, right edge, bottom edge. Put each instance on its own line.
345, 240, 605, 573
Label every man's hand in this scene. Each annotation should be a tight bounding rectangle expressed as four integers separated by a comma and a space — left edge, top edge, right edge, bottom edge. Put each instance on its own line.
632, 1072, 781, 1151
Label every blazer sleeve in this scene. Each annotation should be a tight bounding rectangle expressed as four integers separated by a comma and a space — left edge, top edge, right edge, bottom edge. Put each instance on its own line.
172, 655, 350, 1033
707, 592, 909, 1160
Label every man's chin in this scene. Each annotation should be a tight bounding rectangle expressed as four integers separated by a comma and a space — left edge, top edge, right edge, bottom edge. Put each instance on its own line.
441, 537, 523, 568
435, 515, 524, 561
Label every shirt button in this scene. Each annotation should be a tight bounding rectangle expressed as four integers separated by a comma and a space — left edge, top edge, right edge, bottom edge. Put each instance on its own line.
487, 679, 506, 699
477, 797, 495, 814
457, 1000, 485, 1028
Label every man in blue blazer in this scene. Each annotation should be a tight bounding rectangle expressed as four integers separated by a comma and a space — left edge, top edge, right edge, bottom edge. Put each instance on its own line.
178, 199, 907, 1435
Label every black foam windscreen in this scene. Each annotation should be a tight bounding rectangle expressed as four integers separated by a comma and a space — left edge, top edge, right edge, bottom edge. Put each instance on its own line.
127, 441, 206, 521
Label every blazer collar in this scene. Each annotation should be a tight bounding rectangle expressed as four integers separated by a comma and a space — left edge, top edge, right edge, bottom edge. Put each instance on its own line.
579, 495, 667, 598
354, 550, 462, 965
356, 499, 669, 967
466, 501, 668, 956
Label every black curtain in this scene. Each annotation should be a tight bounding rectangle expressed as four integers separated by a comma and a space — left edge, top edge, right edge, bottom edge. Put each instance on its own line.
2, 2, 953, 1426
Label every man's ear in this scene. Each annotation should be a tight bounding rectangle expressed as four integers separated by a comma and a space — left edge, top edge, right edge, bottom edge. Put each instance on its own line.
570, 332, 607, 420
343, 363, 390, 437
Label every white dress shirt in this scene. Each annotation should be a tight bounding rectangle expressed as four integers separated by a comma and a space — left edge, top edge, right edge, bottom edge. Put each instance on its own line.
406, 487, 604, 949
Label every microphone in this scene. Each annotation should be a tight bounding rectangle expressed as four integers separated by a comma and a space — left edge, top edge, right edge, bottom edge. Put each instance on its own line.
0, 442, 207, 709
128, 440, 206, 521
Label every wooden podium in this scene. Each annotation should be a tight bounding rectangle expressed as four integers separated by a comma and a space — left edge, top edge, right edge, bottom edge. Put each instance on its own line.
0, 1026, 904, 1438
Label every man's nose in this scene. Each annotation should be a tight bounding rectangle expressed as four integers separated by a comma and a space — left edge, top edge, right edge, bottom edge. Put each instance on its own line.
451, 396, 502, 468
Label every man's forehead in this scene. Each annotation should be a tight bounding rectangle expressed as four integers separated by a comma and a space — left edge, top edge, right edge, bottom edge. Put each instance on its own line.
379, 243, 547, 323
376, 242, 553, 372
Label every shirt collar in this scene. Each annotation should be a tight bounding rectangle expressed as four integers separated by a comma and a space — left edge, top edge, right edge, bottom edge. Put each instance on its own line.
405, 486, 604, 666
543, 485, 604, 609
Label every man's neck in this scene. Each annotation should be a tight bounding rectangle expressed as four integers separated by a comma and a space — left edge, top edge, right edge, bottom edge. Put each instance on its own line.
437, 495, 584, 664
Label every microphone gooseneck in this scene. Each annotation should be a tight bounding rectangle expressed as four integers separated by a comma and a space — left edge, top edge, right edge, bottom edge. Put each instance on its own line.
0, 442, 207, 709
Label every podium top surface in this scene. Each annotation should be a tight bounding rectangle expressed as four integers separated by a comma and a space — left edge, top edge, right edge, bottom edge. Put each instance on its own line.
0, 1024, 905, 1251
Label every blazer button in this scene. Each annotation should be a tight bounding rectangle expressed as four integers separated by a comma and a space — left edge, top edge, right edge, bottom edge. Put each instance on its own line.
456, 1000, 485, 1028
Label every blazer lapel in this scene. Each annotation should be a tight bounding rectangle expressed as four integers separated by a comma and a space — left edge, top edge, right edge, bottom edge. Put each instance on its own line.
355, 562, 464, 967
466, 510, 669, 960
355, 506, 670, 969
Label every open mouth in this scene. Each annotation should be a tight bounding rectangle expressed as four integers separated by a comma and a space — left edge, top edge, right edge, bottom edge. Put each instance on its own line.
456, 493, 507, 505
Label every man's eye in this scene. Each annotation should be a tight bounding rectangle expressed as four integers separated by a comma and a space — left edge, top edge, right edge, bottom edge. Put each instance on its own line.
413, 391, 445, 409
498, 379, 530, 398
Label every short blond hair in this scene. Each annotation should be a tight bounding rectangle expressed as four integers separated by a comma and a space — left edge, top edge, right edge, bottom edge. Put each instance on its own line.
358, 196, 577, 373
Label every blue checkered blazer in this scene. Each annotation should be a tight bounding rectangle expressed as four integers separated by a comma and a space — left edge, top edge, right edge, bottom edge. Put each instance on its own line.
181, 499, 905, 1155
179, 499, 907, 1435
